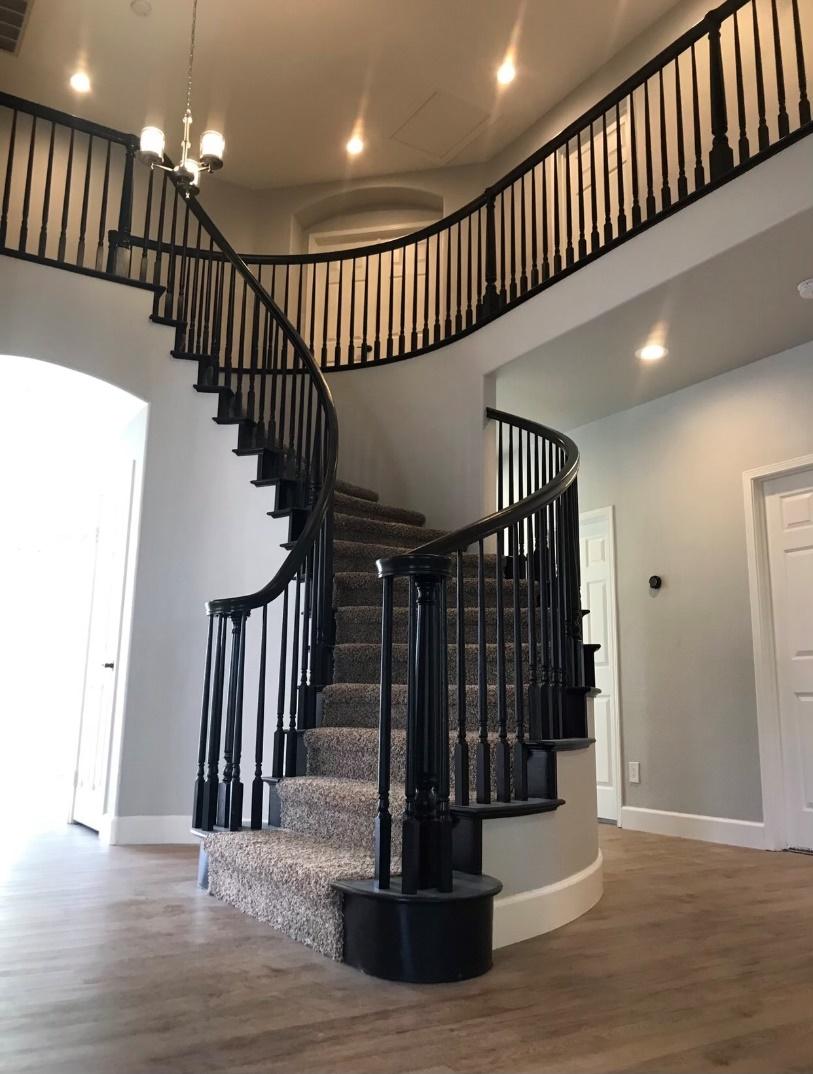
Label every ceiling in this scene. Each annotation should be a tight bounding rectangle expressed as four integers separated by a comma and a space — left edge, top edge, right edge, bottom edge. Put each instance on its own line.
0, 0, 688, 189
496, 209, 813, 431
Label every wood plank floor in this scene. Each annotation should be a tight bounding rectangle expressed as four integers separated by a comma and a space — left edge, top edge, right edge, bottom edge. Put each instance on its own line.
1, 823, 812, 1073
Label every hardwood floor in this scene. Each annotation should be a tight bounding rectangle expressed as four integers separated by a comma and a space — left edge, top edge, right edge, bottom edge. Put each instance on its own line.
1, 823, 812, 1073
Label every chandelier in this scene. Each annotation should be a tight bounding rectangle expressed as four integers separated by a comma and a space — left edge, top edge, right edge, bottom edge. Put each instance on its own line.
138, 0, 224, 191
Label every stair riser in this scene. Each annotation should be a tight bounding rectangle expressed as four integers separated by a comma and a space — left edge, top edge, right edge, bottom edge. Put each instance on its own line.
333, 493, 426, 528
334, 605, 528, 645
333, 642, 531, 687
321, 683, 524, 734
334, 513, 446, 547
279, 797, 404, 866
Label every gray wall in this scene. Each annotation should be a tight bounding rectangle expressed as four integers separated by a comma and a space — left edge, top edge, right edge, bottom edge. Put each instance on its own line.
570, 341, 813, 823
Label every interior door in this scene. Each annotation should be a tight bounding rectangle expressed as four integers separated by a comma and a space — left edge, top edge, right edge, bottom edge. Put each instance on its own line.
580, 508, 621, 821
765, 469, 813, 851
72, 461, 136, 831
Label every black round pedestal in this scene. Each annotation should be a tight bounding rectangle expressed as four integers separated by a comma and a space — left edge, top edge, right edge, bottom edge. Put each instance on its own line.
333, 871, 502, 983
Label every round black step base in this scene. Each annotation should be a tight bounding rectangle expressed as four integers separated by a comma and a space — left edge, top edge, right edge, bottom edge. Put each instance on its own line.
333, 871, 502, 983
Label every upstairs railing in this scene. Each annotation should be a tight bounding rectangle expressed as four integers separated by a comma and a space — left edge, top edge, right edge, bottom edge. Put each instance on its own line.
142, 0, 809, 371
372, 409, 584, 892
0, 93, 338, 833
3, 0, 807, 372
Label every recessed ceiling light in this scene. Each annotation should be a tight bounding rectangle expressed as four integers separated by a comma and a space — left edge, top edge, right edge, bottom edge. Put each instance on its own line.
346, 134, 364, 156
637, 343, 668, 362
497, 57, 516, 86
798, 278, 813, 300
69, 71, 91, 94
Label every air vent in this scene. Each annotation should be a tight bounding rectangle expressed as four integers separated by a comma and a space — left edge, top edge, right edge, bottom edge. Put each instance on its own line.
0, 0, 32, 55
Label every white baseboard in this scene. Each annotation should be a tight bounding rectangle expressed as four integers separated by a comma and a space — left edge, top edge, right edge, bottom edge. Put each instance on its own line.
492, 850, 603, 950
99, 814, 198, 846
620, 806, 768, 850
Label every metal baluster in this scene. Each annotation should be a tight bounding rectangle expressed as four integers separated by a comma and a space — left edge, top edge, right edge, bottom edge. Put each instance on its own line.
576, 130, 587, 259
455, 221, 463, 330
630, 90, 642, 227
476, 539, 490, 804
445, 223, 453, 334
691, 44, 707, 189
285, 570, 302, 777
228, 612, 247, 831
553, 150, 563, 272
19, 114, 36, 252
361, 254, 369, 362
138, 166, 154, 281
498, 192, 507, 304
455, 550, 469, 806
375, 575, 394, 888
512, 521, 527, 800
192, 614, 214, 828
38, 121, 55, 257
615, 102, 627, 233
411, 243, 419, 350
530, 166, 539, 287
509, 182, 518, 299
399, 243, 407, 353
495, 529, 510, 802
771, 0, 790, 138
589, 120, 600, 248
602, 111, 613, 242
733, 10, 751, 164
674, 59, 689, 199
0, 108, 17, 248
422, 238, 431, 345
752, 0, 771, 152
564, 140, 574, 266
657, 69, 671, 211
434, 232, 442, 338
374, 251, 382, 360
202, 614, 228, 830
334, 259, 343, 366
163, 182, 178, 317
349, 256, 357, 363
791, 0, 811, 126
272, 586, 289, 779
387, 248, 395, 358
644, 81, 657, 216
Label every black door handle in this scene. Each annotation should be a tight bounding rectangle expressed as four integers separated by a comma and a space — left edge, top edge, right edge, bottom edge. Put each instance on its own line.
103, 662, 115, 669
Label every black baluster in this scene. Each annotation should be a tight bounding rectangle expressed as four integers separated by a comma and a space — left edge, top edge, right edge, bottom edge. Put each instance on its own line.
374, 251, 382, 360
387, 248, 395, 358
0, 108, 17, 249
658, 69, 671, 210
530, 166, 539, 287
349, 257, 357, 363
444, 224, 453, 334
466, 215, 474, 327
375, 575, 394, 889
455, 550, 469, 806
674, 60, 689, 199
361, 254, 369, 362
163, 181, 178, 318
401, 580, 420, 891
19, 114, 36, 253
589, 120, 600, 248
644, 81, 657, 217
792, 0, 811, 126
553, 150, 563, 272
272, 586, 289, 779
108, 141, 135, 275
250, 605, 268, 829
708, 10, 735, 179
228, 612, 247, 832
630, 91, 642, 227
691, 44, 707, 189
410, 244, 419, 350
334, 259, 343, 366
95, 140, 111, 271
495, 532, 510, 802
509, 182, 518, 299
38, 121, 55, 258
138, 166, 154, 281
192, 614, 214, 828
519, 175, 528, 293
733, 9, 751, 163
498, 192, 507, 305
476, 539, 490, 804
422, 238, 431, 346
151, 173, 167, 293
434, 233, 442, 341
481, 192, 499, 317
399, 244, 407, 353
203, 614, 227, 830
752, 0, 771, 151
564, 140, 574, 266
285, 570, 302, 777
771, 0, 790, 138
541, 159, 550, 280
455, 222, 463, 331
616, 101, 628, 232
512, 521, 527, 801
76, 134, 93, 267
576, 130, 587, 260
602, 112, 613, 242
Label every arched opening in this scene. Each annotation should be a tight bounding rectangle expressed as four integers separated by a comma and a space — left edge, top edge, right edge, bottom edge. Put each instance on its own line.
294, 184, 444, 253
0, 355, 147, 852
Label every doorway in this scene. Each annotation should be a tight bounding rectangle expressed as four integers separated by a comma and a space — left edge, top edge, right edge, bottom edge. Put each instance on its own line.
579, 506, 622, 822
0, 355, 145, 836
745, 455, 813, 851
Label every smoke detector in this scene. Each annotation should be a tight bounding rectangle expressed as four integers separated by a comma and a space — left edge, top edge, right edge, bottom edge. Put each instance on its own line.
798, 278, 813, 301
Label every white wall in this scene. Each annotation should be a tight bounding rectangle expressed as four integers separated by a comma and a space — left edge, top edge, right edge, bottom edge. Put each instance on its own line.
570, 341, 813, 827
0, 258, 289, 841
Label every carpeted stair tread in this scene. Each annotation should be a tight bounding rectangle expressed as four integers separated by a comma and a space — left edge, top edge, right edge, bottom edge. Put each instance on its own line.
334, 640, 530, 686
333, 492, 426, 528
321, 681, 520, 733
204, 827, 374, 960
335, 603, 524, 645
334, 511, 446, 548
334, 571, 534, 608
335, 478, 379, 502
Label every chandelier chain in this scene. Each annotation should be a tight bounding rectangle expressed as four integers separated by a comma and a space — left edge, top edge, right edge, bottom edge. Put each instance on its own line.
185, 0, 198, 117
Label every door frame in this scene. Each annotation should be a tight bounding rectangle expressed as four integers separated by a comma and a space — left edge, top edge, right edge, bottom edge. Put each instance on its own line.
579, 505, 624, 825
743, 452, 813, 851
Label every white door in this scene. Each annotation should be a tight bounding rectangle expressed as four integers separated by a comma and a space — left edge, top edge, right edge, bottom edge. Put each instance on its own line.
580, 507, 621, 821
72, 462, 136, 831
765, 470, 813, 851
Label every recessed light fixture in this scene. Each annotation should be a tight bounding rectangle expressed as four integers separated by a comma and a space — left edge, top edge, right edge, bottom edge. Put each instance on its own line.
497, 57, 516, 86
637, 343, 668, 362
346, 134, 364, 156
69, 71, 91, 94
798, 277, 813, 300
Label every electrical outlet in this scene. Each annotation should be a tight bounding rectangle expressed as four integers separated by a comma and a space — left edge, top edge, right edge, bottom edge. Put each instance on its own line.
628, 761, 641, 784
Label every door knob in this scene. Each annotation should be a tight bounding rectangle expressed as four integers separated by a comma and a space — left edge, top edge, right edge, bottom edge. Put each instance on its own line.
103, 662, 115, 669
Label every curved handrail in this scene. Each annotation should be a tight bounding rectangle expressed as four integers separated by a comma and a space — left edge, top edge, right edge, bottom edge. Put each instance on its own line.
162, 177, 339, 616
412, 407, 579, 557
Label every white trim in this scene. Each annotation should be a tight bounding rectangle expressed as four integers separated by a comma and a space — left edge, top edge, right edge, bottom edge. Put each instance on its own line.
743, 452, 813, 851
492, 851, 604, 950
579, 505, 623, 823
98, 814, 198, 845
621, 806, 768, 849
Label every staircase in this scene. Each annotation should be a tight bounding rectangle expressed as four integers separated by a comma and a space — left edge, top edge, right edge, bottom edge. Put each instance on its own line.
1, 0, 809, 985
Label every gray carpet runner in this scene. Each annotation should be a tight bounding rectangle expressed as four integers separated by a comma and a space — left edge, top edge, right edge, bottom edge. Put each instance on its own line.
205, 479, 527, 960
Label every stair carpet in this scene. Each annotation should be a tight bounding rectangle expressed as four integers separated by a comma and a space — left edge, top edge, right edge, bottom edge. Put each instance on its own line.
205, 478, 529, 960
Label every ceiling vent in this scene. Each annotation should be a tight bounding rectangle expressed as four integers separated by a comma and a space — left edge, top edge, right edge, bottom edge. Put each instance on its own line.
0, 0, 32, 55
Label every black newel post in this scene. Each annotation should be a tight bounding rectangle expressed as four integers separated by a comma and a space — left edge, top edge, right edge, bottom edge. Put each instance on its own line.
108, 140, 136, 275
707, 11, 735, 181
379, 554, 454, 895
479, 191, 500, 321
